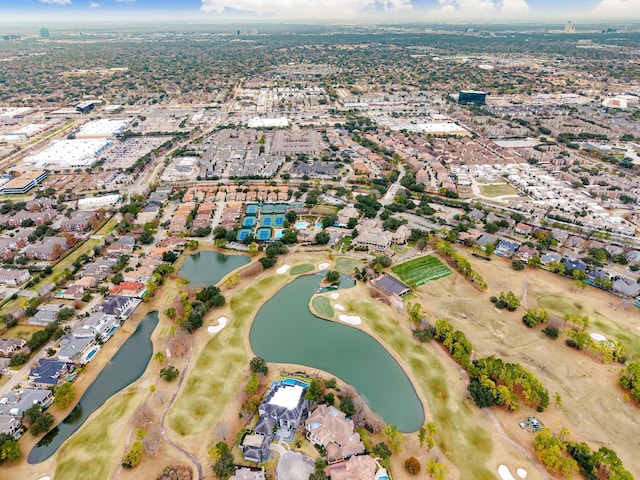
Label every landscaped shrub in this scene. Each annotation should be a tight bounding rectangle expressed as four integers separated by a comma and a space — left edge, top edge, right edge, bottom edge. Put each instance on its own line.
404, 457, 421, 475
542, 326, 559, 339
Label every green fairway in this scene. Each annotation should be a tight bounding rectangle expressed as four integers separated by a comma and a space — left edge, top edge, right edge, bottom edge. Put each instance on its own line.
335, 256, 362, 274
538, 294, 640, 360
289, 264, 314, 275
55, 390, 141, 480
311, 296, 334, 318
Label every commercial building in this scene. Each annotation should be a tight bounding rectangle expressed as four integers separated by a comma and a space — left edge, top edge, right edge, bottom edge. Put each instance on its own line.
76, 101, 95, 114
1, 170, 47, 194
24, 139, 111, 168
459, 90, 487, 105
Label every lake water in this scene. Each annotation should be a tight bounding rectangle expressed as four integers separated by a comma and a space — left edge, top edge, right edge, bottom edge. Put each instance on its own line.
179, 251, 250, 286
249, 274, 424, 432
28, 311, 159, 464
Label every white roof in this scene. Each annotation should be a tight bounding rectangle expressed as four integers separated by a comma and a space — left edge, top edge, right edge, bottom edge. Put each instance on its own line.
76, 118, 130, 137
268, 384, 304, 410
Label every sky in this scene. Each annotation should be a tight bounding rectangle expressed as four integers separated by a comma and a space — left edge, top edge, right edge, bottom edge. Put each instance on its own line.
1, 0, 640, 23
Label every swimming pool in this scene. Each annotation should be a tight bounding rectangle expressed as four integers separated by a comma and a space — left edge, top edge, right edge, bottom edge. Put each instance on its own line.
294, 221, 309, 230
85, 347, 100, 362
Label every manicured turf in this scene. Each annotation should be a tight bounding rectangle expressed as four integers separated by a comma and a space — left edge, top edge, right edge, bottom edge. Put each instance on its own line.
311, 296, 334, 318
55, 390, 141, 480
538, 294, 640, 359
334, 256, 362, 274
391, 255, 452, 286
344, 294, 495, 479
169, 275, 281, 437
289, 264, 314, 275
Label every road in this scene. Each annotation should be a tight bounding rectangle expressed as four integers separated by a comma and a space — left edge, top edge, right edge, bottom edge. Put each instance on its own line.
380, 163, 406, 206
0, 294, 103, 396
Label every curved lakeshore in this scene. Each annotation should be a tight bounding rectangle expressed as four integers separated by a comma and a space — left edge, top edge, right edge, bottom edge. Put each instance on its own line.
28, 311, 159, 464
249, 273, 425, 432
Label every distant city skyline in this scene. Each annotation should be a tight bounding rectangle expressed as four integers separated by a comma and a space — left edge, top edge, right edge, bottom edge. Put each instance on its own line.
2, 0, 640, 23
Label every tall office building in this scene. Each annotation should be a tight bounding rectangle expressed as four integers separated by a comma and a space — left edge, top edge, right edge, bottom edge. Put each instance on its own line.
458, 90, 487, 105
564, 21, 576, 33
40, 28, 50, 38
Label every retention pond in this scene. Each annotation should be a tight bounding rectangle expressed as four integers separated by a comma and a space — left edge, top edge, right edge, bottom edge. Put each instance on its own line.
249, 274, 424, 432
28, 311, 159, 464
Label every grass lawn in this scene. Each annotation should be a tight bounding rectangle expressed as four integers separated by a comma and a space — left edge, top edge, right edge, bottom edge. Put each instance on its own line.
343, 293, 495, 479
311, 296, 334, 318
334, 256, 362, 274
479, 182, 519, 197
289, 264, 314, 275
169, 275, 282, 437
55, 389, 143, 480
391, 255, 452, 287
538, 294, 640, 359
310, 205, 338, 215
2, 324, 42, 339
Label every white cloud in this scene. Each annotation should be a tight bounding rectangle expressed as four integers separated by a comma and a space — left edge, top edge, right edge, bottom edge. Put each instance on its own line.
590, 0, 640, 19
89, 1, 103, 6
429, 0, 529, 18
115, 0, 136, 3
200, 0, 412, 18
39, 0, 71, 4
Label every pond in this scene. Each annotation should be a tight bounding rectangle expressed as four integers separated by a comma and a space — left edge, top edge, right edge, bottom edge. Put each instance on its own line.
179, 251, 250, 286
249, 274, 424, 432
28, 311, 159, 464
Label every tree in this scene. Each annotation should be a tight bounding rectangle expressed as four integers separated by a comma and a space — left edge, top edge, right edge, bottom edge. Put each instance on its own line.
56, 307, 75, 322
285, 210, 297, 223
338, 395, 355, 416
122, 441, 143, 468
245, 373, 259, 395
315, 231, 330, 245
138, 230, 154, 244
280, 229, 298, 244
53, 382, 75, 409
372, 442, 392, 460
322, 214, 338, 228
24, 404, 54, 436
249, 356, 268, 375
159, 366, 179, 382
383, 424, 404, 453
404, 457, 421, 475
259, 257, 277, 269
154, 351, 166, 365
211, 441, 235, 480
305, 378, 322, 402
484, 242, 495, 258
325, 270, 341, 284
426, 458, 448, 480
534, 428, 578, 477
323, 392, 335, 406
0, 435, 21, 463
522, 308, 549, 328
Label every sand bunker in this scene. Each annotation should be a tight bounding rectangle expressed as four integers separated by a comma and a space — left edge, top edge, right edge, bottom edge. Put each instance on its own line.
498, 465, 516, 480
207, 317, 228, 334
330, 292, 339, 299
276, 264, 291, 274
339, 314, 361, 325
38, 477, 51, 480
590, 333, 607, 342
334, 304, 345, 311
517, 468, 528, 478
318, 263, 330, 270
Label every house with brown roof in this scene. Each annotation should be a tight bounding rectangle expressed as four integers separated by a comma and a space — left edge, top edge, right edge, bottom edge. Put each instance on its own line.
305, 405, 365, 462
325, 455, 378, 480
109, 281, 146, 298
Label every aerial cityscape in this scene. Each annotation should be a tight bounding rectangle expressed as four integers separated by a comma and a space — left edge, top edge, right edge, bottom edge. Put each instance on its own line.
0, 3, 639, 480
